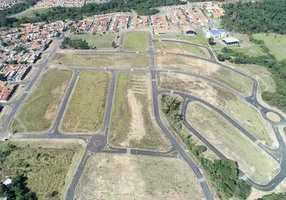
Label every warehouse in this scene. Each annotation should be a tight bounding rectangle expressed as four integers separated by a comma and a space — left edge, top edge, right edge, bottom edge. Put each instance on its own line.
223, 37, 239, 45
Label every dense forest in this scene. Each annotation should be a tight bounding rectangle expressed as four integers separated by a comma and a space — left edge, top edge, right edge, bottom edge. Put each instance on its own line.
221, 0, 286, 34
0, 0, 186, 27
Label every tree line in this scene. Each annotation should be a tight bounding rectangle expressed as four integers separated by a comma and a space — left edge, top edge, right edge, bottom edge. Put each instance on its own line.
221, 0, 286, 34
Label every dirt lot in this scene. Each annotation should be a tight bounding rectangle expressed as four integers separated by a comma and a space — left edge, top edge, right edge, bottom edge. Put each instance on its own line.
186, 102, 280, 184
52, 52, 150, 68
158, 72, 276, 147
61, 71, 111, 133
155, 55, 253, 96
76, 153, 204, 200
109, 72, 170, 151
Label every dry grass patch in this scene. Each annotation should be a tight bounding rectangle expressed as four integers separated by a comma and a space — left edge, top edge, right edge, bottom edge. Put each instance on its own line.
10, 69, 72, 133
156, 55, 253, 96
61, 71, 111, 133
52, 52, 149, 68
76, 153, 204, 200
0, 140, 84, 200
155, 41, 208, 57
109, 72, 170, 151
186, 102, 279, 184
266, 112, 281, 123
158, 72, 276, 147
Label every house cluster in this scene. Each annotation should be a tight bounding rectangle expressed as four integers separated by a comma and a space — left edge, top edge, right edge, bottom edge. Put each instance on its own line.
35, 0, 85, 8
72, 5, 211, 35
0, 20, 69, 101
0, 0, 23, 9
203, 2, 224, 18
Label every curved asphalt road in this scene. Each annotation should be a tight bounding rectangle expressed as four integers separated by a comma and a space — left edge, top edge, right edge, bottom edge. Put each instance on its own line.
3, 31, 286, 198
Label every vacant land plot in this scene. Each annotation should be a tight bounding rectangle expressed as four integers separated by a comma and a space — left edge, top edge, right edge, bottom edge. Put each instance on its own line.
109, 72, 170, 151
77, 153, 204, 200
10, 69, 72, 133
158, 72, 276, 147
52, 53, 149, 68
0, 140, 84, 200
156, 55, 253, 96
123, 31, 149, 52
9, 7, 49, 19
153, 30, 207, 45
253, 33, 286, 61
155, 41, 207, 57
228, 63, 276, 93
186, 102, 279, 184
61, 71, 110, 133
68, 33, 119, 49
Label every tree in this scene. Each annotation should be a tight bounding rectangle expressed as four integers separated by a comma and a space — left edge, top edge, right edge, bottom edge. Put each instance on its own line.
111, 41, 116, 48
208, 37, 215, 45
217, 54, 225, 61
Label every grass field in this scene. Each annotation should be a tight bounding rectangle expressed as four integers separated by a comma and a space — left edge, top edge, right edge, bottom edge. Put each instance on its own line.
68, 33, 119, 49
153, 29, 207, 45
158, 72, 275, 147
76, 153, 204, 200
10, 69, 72, 133
0, 140, 84, 200
155, 41, 208, 58
123, 31, 149, 52
186, 102, 279, 184
228, 63, 276, 93
9, 7, 49, 19
156, 55, 253, 96
52, 52, 149, 68
109, 72, 170, 151
61, 71, 110, 133
253, 33, 286, 61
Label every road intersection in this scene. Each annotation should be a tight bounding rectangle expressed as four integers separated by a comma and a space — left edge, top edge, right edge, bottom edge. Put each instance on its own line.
0, 32, 286, 199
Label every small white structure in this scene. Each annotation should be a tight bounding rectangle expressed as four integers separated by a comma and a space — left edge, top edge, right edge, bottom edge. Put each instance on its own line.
3, 178, 12, 185
223, 37, 239, 45
206, 29, 228, 38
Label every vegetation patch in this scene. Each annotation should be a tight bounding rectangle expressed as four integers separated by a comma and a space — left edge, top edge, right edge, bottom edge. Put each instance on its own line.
253, 33, 286, 61
155, 55, 253, 96
123, 31, 149, 52
158, 72, 275, 147
160, 94, 251, 199
61, 37, 89, 49
0, 141, 83, 200
109, 72, 170, 151
68, 33, 119, 49
61, 71, 110, 133
10, 69, 72, 133
52, 53, 149, 68
155, 41, 207, 57
153, 30, 207, 45
76, 153, 204, 200
186, 102, 280, 184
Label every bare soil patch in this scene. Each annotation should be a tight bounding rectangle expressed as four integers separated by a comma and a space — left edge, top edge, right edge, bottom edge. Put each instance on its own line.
76, 153, 204, 200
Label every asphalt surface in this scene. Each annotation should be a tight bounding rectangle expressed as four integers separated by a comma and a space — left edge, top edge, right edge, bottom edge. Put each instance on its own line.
2, 31, 286, 199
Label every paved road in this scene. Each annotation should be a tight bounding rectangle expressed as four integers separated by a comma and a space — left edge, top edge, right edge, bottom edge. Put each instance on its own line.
4, 31, 286, 198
